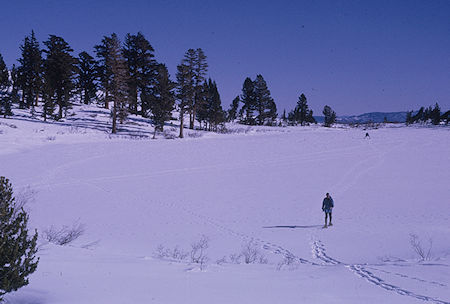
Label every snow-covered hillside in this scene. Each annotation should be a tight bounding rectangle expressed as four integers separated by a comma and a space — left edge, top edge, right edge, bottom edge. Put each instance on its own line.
1, 106, 449, 304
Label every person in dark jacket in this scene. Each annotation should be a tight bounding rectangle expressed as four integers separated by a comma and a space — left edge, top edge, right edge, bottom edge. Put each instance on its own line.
322, 193, 334, 228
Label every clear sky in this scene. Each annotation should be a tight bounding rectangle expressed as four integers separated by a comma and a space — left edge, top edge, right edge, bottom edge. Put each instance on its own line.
0, 0, 449, 115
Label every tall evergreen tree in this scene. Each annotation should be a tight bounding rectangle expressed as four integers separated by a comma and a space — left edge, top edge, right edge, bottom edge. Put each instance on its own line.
76, 51, 97, 105
0, 54, 12, 117
10, 65, 20, 106
123, 32, 156, 115
288, 93, 315, 125
405, 110, 413, 125
297, 94, 309, 125
176, 63, 194, 138
254, 74, 276, 125
0, 177, 39, 301
192, 48, 208, 129
43, 35, 77, 120
281, 109, 287, 122
181, 49, 197, 129
145, 64, 175, 138
431, 103, 441, 125
196, 79, 225, 131
240, 77, 256, 125
107, 34, 130, 133
94, 35, 114, 109
228, 95, 240, 122
17, 30, 42, 111
323, 105, 336, 127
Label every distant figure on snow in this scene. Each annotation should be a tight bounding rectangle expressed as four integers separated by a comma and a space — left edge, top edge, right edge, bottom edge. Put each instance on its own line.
322, 193, 334, 228
365, 132, 370, 139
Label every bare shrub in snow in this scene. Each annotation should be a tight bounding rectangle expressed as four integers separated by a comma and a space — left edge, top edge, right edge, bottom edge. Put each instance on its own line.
163, 130, 177, 139
155, 244, 171, 258
229, 253, 242, 264
216, 256, 228, 265
187, 131, 202, 138
155, 245, 189, 261
409, 233, 433, 261
172, 246, 189, 260
241, 240, 267, 264
190, 235, 209, 269
46, 136, 56, 141
277, 252, 298, 270
44, 222, 85, 245
12, 186, 36, 218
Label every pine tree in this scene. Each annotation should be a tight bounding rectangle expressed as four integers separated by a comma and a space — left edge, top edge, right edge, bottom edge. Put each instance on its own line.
323, 105, 336, 127
43, 35, 77, 120
123, 32, 156, 115
95, 35, 114, 109
41, 75, 55, 122
181, 49, 197, 129
228, 95, 240, 122
431, 103, 441, 125
0, 177, 39, 301
288, 93, 315, 126
193, 49, 208, 128
297, 94, 309, 125
441, 110, 449, 125
76, 51, 97, 105
200, 79, 224, 131
17, 30, 42, 112
281, 109, 287, 122
0, 54, 12, 118
254, 74, 276, 125
412, 107, 424, 123
10, 65, 20, 107
405, 110, 413, 125
195, 82, 209, 129
176, 63, 194, 138
265, 98, 278, 125
240, 77, 256, 125
145, 64, 175, 138
107, 34, 130, 133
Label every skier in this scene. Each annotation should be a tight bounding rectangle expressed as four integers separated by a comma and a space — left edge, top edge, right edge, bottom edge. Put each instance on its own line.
365, 132, 370, 139
322, 193, 334, 228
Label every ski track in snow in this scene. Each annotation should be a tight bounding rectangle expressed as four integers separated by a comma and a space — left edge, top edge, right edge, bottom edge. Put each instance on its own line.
165, 198, 449, 304
310, 237, 449, 304
156, 135, 449, 304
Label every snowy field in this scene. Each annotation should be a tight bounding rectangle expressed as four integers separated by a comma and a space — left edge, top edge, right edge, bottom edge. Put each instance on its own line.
1, 107, 450, 304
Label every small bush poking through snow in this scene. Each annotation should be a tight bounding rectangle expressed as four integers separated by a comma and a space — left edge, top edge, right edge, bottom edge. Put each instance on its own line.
241, 240, 267, 264
163, 130, 177, 139
187, 131, 203, 138
155, 245, 189, 261
155, 235, 209, 270
228, 240, 268, 265
44, 222, 85, 245
276, 252, 298, 270
190, 235, 209, 269
409, 233, 433, 261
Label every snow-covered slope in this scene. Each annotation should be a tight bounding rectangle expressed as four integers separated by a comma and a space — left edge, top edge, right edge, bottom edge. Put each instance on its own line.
1, 107, 449, 304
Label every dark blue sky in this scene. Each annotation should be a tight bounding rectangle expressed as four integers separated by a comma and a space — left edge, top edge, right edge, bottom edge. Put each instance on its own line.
1, 0, 449, 115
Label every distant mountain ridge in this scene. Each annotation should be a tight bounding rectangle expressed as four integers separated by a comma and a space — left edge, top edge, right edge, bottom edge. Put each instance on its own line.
314, 111, 408, 123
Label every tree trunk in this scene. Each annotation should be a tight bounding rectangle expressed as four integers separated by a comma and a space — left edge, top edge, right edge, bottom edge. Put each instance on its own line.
179, 111, 184, 138
189, 110, 194, 129
112, 101, 117, 133
105, 90, 109, 109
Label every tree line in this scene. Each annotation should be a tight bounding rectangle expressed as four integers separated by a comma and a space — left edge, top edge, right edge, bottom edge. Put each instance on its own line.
0, 30, 343, 133
406, 103, 449, 125
0, 31, 228, 136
